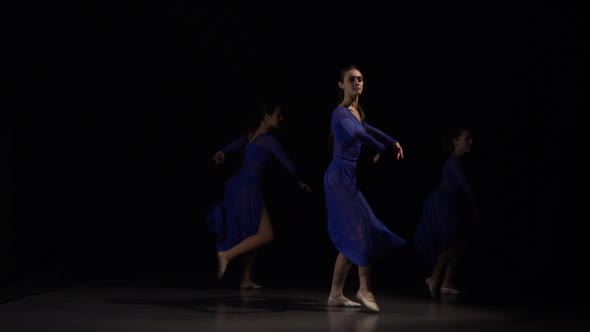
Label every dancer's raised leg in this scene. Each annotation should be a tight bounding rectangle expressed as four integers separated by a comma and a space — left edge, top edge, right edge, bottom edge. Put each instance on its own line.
218, 206, 274, 278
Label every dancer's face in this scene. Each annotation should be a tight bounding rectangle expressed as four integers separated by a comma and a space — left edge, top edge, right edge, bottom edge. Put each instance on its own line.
339, 69, 364, 97
264, 107, 284, 129
453, 130, 473, 155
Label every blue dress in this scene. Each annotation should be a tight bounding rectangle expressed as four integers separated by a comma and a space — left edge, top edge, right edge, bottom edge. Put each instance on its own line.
207, 132, 300, 251
324, 106, 406, 266
412, 155, 478, 266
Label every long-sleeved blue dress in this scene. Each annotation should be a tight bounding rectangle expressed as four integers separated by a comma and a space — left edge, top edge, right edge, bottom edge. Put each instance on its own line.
207, 132, 300, 251
324, 106, 406, 266
412, 154, 478, 266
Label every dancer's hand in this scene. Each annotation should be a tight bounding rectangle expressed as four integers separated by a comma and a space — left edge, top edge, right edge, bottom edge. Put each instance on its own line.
393, 142, 404, 160
298, 181, 312, 192
213, 151, 225, 164
372, 154, 381, 163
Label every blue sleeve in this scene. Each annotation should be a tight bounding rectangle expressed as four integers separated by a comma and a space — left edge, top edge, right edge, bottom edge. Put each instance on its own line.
365, 123, 397, 145
334, 108, 385, 153
261, 135, 301, 181
220, 135, 248, 154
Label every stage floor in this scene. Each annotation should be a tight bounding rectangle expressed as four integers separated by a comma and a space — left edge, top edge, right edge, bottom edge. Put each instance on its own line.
1, 278, 588, 332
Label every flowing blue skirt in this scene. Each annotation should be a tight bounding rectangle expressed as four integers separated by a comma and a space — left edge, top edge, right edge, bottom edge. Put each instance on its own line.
412, 189, 471, 266
207, 172, 263, 251
324, 158, 405, 266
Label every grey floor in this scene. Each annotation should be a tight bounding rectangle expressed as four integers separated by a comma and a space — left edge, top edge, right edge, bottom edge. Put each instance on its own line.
1, 279, 588, 332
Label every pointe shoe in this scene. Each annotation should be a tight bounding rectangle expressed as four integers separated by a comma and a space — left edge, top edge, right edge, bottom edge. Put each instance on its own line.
356, 292, 380, 313
327, 297, 362, 307
440, 287, 460, 295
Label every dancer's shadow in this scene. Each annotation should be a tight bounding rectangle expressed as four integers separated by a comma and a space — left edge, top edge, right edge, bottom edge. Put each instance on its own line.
106, 289, 329, 314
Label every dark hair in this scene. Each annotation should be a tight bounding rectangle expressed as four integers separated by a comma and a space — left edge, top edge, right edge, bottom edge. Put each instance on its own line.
441, 127, 471, 154
244, 98, 283, 138
232, 98, 284, 165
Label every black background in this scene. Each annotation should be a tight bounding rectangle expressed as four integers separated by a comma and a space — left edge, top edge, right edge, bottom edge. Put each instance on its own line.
9, 2, 585, 303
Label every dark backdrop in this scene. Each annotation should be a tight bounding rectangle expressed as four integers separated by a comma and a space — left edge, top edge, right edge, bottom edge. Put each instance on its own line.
10, 3, 585, 303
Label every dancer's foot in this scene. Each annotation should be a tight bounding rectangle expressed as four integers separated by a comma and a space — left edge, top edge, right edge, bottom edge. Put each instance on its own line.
240, 281, 263, 289
356, 291, 379, 313
425, 277, 438, 298
217, 252, 229, 279
440, 286, 461, 295
327, 295, 361, 307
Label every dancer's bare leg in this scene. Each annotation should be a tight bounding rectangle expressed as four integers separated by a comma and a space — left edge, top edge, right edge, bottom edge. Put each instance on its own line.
357, 265, 380, 312
240, 250, 261, 289
426, 249, 453, 296
328, 252, 354, 303
218, 207, 273, 278
441, 249, 460, 290
357, 266, 375, 301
